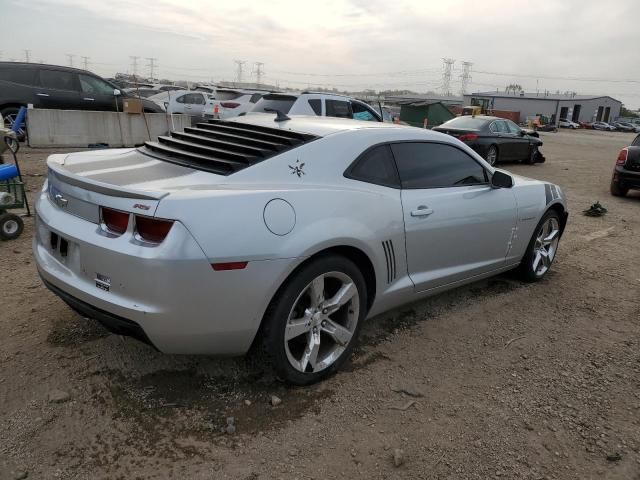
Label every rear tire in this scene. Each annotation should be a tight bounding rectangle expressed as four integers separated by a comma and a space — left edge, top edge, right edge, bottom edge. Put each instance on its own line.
0, 213, 24, 240
486, 145, 498, 166
610, 179, 628, 197
517, 210, 561, 282
255, 254, 367, 385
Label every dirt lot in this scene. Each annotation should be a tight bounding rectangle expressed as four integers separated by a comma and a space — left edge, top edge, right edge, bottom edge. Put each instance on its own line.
1, 129, 639, 480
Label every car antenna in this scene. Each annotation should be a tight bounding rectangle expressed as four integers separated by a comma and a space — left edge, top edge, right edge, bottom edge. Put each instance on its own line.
264, 107, 290, 122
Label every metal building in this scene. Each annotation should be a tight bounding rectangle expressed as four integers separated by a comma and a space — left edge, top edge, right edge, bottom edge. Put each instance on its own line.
463, 91, 622, 124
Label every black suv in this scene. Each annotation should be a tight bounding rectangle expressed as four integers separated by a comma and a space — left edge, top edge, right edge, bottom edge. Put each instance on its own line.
0, 62, 164, 139
611, 133, 640, 197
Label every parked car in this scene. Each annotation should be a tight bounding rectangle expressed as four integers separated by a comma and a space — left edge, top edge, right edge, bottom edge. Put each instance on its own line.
0, 62, 164, 140
249, 92, 382, 122
433, 115, 544, 166
578, 121, 593, 129
148, 90, 213, 117
558, 118, 580, 129
610, 133, 640, 197
613, 122, 637, 133
208, 88, 273, 119
592, 122, 616, 131
34, 114, 568, 384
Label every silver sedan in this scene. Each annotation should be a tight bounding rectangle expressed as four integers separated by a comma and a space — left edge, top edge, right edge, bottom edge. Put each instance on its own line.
34, 114, 568, 384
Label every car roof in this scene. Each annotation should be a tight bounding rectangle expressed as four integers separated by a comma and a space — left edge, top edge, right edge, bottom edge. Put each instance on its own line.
0, 61, 92, 75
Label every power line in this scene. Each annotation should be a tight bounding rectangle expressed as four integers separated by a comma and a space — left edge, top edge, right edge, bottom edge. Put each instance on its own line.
146, 57, 157, 79
65, 53, 75, 67
473, 69, 640, 85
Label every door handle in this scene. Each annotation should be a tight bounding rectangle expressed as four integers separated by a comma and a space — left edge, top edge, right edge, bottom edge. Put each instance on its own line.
410, 206, 434, 217
83, 98, 95, 101
36, 93, 50, 97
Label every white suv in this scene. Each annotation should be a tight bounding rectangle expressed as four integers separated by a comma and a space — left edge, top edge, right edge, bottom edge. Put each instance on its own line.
209, 88, 272, 119
249, 92, 383, 122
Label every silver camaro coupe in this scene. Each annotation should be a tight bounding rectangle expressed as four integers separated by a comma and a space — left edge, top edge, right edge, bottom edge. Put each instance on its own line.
34, 114, 568, 384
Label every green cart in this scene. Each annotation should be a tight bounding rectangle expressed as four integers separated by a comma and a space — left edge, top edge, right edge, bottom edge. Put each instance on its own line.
0, 178, 26, 240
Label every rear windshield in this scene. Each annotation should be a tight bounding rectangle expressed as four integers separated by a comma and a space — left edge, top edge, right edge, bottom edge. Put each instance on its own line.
440, 116, 489, 130
632, 134, 640, 147
252, 95, 297, 114
215, 90, 243, 101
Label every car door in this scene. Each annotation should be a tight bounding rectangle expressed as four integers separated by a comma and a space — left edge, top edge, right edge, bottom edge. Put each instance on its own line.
505, 120, 530, 160
489, 120, 511, 159
78, 73, 118, 111
171, 93, 189, 114
37, 68, 82, 110
391, 141, 517, 292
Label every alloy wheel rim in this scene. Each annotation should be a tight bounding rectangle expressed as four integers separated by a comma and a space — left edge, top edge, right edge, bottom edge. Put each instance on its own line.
487, 148, 497, 166
532, 217, 560, 276
284, 271, 359, 374
3, 219, 19, 235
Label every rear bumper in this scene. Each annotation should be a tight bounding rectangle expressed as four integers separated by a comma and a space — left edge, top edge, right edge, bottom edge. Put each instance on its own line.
33, 188, 299, 355
614, 165, 640, 188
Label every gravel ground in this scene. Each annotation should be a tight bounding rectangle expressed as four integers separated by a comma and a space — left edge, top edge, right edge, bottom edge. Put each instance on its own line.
1, 129, 639, 480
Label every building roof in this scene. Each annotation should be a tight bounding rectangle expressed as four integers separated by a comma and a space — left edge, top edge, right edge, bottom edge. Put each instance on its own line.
467, 91, 621, 103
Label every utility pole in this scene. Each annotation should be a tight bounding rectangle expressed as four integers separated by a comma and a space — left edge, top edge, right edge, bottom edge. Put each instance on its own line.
65, 53, 75, 67
24, 49, 31, 63
253, 62, 264, 86
146, 57, 157, 79
459, 61, 472, 95
130, 56, 140, 77
441, 58, 455, 97
234, 60, 246, 84
81, 56, 90, 70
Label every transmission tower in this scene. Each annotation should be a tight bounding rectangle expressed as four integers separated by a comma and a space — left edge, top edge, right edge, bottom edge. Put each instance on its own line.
459, 61, 473, 95
65, 53, 75, 67
253, 62, 264, 86
146, 57, 157, 79
81, 56, 90, 70
234, 60, 247, 84
441, 58, 455, 96
130, 56, 140, 77
24, 49, 31, 63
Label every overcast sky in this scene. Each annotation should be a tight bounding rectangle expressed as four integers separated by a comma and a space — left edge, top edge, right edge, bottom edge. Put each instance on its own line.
2, 0, 639, 107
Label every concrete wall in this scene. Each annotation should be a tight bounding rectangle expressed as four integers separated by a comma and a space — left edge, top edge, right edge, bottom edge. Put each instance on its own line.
27, 109, 191, 148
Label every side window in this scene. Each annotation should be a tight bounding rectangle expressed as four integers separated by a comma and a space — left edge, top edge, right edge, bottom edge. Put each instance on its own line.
326, 100, 353, 118
175, 94, 188, 104
491, 121, 507, 133
79, 74, 114, 95
346, 144, 400, 188
39, 69, 78, 91
351, 101, 379, 121
391, 142, 487, 189
188, 93, 205, 105
505, 120, 521, 134
632, 134, 640, 147
308, 99, 322, 115
0, 67, 38, 86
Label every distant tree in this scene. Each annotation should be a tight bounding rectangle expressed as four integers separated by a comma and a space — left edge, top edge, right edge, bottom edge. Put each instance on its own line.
620, 105, 639, 118
505, 84, 523, 94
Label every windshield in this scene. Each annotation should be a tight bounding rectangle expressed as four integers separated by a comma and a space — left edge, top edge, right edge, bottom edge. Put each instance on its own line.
440, 116, 488, 130
251, 95, 297, 114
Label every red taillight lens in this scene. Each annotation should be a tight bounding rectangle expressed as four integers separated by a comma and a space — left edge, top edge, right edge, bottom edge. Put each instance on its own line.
101, 207, 129, 235
220, 102, 240, 108
135, 216, 174, 243
616, 148, 628, 165
458, 133, 479, 142
211, 262, 248, 271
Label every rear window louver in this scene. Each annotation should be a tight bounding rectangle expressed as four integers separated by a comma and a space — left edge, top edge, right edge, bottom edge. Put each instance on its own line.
141, 119, 318, 175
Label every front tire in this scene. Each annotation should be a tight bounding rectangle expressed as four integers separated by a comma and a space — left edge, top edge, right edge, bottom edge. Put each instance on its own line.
486, 145, 498, 166
0, 213, 24, 240
525, 146, 539, 164
517, 210, 561, 282
257, 255, 367, 385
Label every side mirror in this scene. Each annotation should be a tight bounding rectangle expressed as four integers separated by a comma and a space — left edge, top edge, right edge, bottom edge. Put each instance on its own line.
519, 129, 526, 136
113, 89, 121, 96
491, 170, 513, 189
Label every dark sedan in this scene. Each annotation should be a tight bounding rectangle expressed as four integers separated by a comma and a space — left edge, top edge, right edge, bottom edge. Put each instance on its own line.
610, 133, 640, 197
433, 115, 544, 166
0, 62, 164, 140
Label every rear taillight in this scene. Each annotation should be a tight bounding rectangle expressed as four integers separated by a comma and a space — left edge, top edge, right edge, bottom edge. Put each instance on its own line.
220, 102, 240, 109
458, 133, 479, 142
616, 148, 628, 165
101, 207, 129, 235
135, 216, 174, 243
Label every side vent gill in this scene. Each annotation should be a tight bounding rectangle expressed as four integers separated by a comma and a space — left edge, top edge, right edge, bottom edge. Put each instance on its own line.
382, 240, 397, 284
